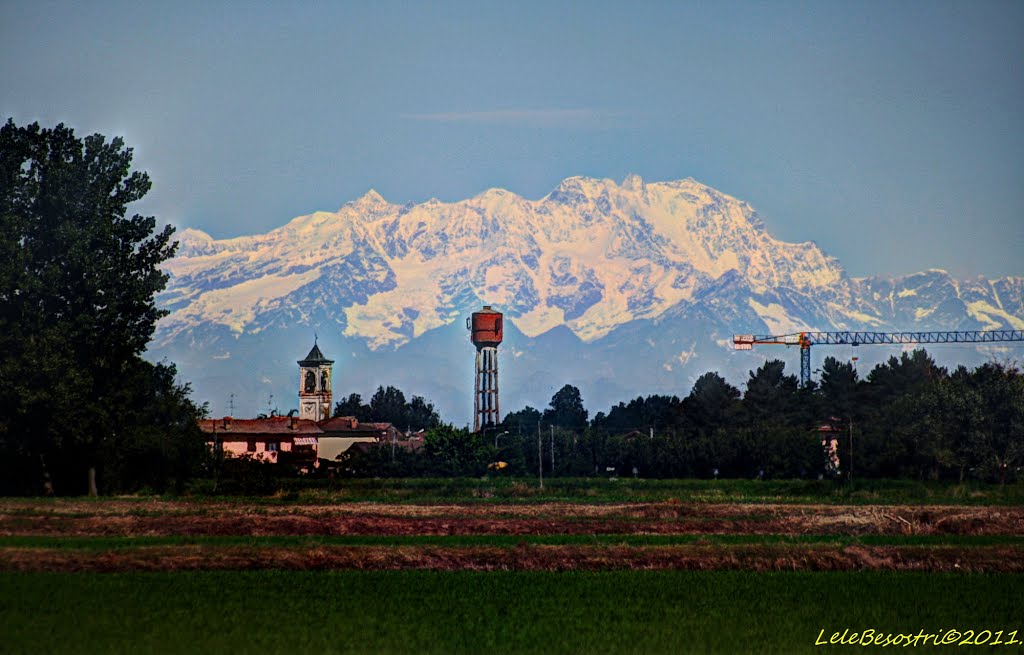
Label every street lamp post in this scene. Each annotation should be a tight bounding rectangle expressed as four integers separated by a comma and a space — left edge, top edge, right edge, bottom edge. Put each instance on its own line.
537, 420, 543, 490
494, 430, 509, 448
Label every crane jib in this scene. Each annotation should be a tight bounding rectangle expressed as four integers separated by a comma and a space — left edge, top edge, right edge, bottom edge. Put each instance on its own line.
733, 330, 1024, 348
731, 330, 1024, 388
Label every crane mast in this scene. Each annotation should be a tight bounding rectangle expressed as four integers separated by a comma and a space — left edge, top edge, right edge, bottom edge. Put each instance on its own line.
733, 330, 1024, 387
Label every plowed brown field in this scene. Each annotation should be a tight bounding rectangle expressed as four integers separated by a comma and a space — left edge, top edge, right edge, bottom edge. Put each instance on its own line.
2, 499, 1021, 572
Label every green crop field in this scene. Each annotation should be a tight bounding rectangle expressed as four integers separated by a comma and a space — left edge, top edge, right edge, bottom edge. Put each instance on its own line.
221, 477, 1024, 506
2, 570, 1022, 655
6, 477, 1022, 507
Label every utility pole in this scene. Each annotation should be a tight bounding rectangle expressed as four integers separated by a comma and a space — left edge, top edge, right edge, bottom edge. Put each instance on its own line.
537, 420, 543, 490
212, 421, 219, 494
849, 420, 854, 483
550, 425, 555, 473
850, 356, 858, 484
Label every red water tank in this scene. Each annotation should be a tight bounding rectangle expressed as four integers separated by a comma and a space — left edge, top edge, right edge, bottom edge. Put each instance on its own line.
468, 305, 503, 348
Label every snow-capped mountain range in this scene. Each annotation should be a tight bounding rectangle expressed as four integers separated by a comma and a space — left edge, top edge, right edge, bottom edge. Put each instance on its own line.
151, 176, 1024, 424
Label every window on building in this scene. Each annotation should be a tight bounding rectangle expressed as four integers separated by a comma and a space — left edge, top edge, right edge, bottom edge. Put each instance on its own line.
247, 440, 256, 452
266, 442, 278, 452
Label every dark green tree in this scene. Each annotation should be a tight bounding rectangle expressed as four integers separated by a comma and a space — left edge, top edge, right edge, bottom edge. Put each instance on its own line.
0, 120, 178, 495
684, 372, 740, 435
543, 384, 588, 430
98, 360, 208, 493
857, 350, 948, 478
594, 395, 683, 435
816, 357, 862, 478
504, 406, 542, 435
865, 350, 946, 399
333, 392, 371, 420
739, 360, 807, 478
743, 360, 799, 422
335, 387, 441, 431
369, 386, 408, 425
818, 356, 859, 417
406, 395, 441, 430
962, 362, 1024, 483
423, 424, 494, 475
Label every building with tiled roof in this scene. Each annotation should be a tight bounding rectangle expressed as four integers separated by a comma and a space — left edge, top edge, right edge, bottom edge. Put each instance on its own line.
199, 415, 321, 467
317, 416, 400, 462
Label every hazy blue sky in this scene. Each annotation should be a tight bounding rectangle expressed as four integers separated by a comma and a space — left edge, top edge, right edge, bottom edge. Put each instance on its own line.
3, 1, 1022, 278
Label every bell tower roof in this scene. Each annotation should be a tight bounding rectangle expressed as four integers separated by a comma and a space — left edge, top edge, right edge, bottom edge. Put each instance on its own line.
298, 342, 334, 366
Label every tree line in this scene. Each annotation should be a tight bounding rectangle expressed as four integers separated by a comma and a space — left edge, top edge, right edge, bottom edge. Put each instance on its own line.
348, 352, 1023, 483
333, 386, 442, 431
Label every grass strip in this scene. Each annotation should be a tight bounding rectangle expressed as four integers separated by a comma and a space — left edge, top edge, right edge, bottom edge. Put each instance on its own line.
9, 477, 1024, 505
5, 477, 1024, 507
244, 477, 1024, 505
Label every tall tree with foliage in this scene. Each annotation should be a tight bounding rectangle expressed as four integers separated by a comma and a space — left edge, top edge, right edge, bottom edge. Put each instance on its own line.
962, 362, 1024, 483
593, 395, 683, 435
504, 406, 542, 435
818, 356, 859, 417
743, 360, 799, 423
737, 360, 813, 478
423, 424, 494, 476
857, 350, 947, 477
0, 120, 178, 495
333, 393, 371, 420
369, 386, 408, 425
406, 395, 441, 430
335, 386, 441, 430
97, 359, 208, 493
543, 384, 589, 430
684, 372, 740, 435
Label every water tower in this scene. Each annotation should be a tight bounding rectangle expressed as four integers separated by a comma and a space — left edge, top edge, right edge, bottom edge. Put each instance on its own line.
467, 305, 503, 432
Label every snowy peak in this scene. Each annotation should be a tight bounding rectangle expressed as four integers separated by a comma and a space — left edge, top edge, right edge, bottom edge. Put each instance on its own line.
174, 227, 219, 257
348, 189, 389, 209
155, 177, 1017, 353
621, 173, 644, 191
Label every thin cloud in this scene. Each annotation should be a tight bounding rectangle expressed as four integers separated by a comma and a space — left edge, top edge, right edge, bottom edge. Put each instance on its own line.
396, 108, 623, 128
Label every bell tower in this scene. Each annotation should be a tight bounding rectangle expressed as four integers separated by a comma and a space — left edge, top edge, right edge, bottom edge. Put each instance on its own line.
298, 339, 333, 421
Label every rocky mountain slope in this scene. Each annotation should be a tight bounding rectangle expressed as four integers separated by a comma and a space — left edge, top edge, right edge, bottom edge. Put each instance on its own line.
150, 176, 1024, 424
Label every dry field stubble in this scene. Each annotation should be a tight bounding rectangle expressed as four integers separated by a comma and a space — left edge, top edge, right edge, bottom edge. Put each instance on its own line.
1, 499, 1021, 573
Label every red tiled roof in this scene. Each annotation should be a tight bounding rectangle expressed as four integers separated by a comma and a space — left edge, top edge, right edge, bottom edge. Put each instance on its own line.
318, 416, 360, 431
340, 437, 424, 456
198, 417, 323, 436
318, 416, 397, 438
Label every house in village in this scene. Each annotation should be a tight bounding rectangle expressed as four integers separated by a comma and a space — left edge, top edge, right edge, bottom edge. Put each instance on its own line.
317, 416, 400, 463
198, 341, 412, 469
199, 415, 320, 469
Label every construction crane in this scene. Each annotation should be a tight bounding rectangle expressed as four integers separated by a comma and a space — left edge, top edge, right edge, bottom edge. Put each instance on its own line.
733, 330, 1024, 387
